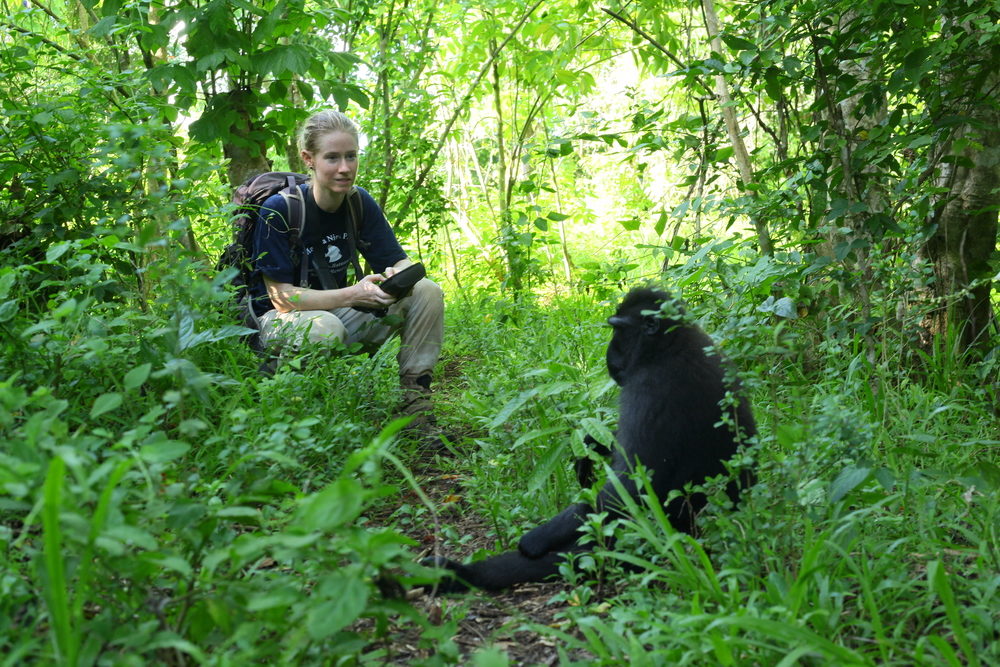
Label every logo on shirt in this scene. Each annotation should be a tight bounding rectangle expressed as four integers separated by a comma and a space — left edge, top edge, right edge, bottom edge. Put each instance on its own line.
326, 245, 342, 264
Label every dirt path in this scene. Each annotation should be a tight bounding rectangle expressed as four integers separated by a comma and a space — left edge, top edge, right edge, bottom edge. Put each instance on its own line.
361, 356, 599, 663
380, 467, 594, 664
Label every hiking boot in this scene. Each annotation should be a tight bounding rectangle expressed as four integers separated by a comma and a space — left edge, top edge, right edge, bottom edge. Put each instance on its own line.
400, 373, 436, 428
258, 356, 280, 377
399, 374, 458, 456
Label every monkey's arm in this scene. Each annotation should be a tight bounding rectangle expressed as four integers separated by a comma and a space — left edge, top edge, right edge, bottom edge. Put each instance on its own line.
521, 467, 641, 559
574, 434, 613, 487
517, 502, 591, 558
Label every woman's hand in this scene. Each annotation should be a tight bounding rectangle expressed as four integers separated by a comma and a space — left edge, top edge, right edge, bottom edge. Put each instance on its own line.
349, 273, 396, 309
382, 259, 413, 279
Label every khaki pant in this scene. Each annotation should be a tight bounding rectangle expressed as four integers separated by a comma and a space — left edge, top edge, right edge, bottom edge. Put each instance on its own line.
256, 278, 444, 378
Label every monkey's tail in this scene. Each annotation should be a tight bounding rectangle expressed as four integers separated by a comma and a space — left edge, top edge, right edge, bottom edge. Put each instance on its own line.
425, 551, 568, 592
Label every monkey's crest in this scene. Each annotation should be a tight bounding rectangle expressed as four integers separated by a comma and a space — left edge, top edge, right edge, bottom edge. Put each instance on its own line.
608, 288, 686, 336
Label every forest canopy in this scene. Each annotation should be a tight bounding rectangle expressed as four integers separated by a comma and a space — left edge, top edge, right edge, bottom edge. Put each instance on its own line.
1, 0, 998, 663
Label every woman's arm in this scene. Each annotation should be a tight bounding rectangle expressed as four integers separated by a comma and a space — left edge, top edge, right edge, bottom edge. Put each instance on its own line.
264, 273, 396, 313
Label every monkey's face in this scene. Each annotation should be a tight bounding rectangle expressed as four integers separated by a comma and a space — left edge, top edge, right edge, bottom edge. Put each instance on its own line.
606, 289, 685, 385
606, 309, 664, 384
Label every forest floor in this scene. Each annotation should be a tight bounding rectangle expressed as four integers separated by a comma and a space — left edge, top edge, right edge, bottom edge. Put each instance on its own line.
359, 451, 595, 664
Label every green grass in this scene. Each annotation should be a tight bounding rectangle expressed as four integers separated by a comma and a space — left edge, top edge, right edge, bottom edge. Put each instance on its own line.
438, 289, 999, 666
0, 239, 997, 664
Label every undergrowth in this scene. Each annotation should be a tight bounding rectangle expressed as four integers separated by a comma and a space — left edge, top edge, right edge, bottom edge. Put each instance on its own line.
438, 287, 999, 666
1, 236, 997, 664
0, 239, 441, 664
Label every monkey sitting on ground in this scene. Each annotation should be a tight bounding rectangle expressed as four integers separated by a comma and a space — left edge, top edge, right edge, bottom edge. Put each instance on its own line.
426, 287, 757, 592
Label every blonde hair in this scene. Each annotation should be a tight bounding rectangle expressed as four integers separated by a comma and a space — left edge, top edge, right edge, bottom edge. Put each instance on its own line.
298, 110, 359, 154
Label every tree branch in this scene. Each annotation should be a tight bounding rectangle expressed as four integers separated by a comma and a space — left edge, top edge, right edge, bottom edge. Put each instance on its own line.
701, 0, 773, 255
1, 21, 85, 61
394, 0, 546, 221
601, 6, 716, 100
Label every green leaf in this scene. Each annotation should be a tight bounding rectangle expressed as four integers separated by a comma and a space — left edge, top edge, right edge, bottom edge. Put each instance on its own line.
177, 308, 255, 350
489, 387, 540, 430
91, 392, 123, 419
74, 458, 133, 623
254, 44, 312, 76
472, 646, 511, 667
328, 51, 363, 72
124, 363, 152, 391
139, 438, 191, 463
42, 457, 76, 664
104, 525, 158, 550
46, 241, 72, 263
721, 34, 756, 51
216, 506, 261, 525
196, 51, 227, 74
874, 467, 896, 491
619, 217, 641, 231
714, 146, 735, 163
526, 430, 571, 494
903, 46, 933, 72
332, 87, 348, 110
927, 560, 980, 667
829, 465, 871, 503
88, 15, 117, 38
545, 139, 573, 157
294, 478, 365, 532
782, 56, 802, 75
52, 298, 77, 320
926, 636, 964, 667
146, 554, 193, 578
579, 418, 615, 449
653, 210, 669, 237
248, 587, 300, 612
144, 635, 206, 663
306, 572, 369, 639
0, 300, 17, 323
764, 66, 783, 101
0, 272, 14, 299
706, 616, 866, 663
907, 134, 934, 149
773, 297, 798, 319
295, 79, 315, 104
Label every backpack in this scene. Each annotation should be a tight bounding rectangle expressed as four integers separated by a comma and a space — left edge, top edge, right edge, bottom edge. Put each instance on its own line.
215, 171, 366, 349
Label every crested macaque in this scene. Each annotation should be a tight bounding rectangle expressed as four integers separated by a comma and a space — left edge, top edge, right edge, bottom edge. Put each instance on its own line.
429, 288, 756, 591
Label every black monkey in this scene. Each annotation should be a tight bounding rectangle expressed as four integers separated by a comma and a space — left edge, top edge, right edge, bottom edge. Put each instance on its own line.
428, 288, 756, 592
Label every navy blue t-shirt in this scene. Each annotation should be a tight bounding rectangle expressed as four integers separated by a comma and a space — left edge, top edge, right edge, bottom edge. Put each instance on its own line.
249, 185, 407, 317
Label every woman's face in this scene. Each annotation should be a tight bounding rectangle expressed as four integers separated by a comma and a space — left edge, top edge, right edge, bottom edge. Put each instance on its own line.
302, 130, 359, 195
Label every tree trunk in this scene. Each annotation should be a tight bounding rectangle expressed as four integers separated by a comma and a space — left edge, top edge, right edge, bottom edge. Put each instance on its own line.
223, 91, 271, 187
284, 78, 306, 174
920, 17, 1000, 355
923, 115, 1000, 354
701, 0, 773, 256
815, 11, 889, 356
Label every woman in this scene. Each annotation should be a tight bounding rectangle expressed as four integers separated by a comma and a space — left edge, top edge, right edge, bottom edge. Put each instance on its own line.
248, 110, 444, 423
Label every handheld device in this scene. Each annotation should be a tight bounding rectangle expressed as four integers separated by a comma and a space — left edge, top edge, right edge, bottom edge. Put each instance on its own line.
354, 262, 426, 316
378, 262, 425, 298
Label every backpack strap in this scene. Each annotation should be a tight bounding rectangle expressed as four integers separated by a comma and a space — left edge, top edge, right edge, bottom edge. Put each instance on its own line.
346, 186, 368, 281
278, 181, 309, 287
283, 185, 369, 291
